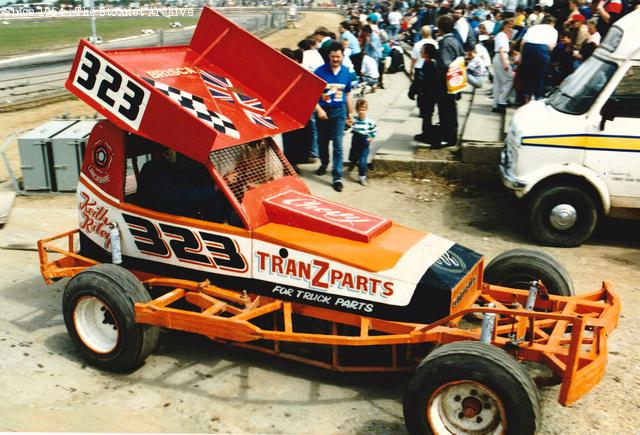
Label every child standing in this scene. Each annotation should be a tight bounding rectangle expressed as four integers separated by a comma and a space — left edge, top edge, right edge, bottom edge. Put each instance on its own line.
348, 99, 377, 186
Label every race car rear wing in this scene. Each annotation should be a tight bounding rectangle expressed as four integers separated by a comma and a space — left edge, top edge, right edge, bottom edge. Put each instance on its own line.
65, 6, 326, 164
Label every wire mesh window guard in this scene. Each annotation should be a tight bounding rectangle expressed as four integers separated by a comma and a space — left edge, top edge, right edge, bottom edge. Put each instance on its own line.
209, 139, 295, 202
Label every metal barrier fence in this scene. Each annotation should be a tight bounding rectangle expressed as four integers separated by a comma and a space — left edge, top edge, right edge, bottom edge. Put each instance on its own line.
230, 10, 289, 34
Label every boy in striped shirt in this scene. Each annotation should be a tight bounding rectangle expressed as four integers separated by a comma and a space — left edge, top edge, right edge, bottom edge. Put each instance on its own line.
348, 99, 377, 186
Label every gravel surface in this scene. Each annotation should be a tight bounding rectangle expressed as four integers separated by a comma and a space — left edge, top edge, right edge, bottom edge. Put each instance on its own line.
0, 173, 638, 434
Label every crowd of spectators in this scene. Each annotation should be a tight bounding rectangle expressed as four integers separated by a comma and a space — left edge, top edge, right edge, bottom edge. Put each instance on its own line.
278, 0, 638, 191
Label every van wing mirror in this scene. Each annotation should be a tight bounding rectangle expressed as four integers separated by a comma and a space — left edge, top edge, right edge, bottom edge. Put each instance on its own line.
599, 97, 620, 130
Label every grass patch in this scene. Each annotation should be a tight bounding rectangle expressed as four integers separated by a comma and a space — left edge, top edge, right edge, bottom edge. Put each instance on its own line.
0, 16, 200, 57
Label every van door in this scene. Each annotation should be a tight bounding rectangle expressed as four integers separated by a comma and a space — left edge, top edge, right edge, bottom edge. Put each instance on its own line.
586, 64, 640, 207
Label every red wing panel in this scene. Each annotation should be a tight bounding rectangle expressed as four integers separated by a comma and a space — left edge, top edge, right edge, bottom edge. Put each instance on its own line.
263, 190, 392, 243
189, 8, 324, 128
65, 7, 325, 164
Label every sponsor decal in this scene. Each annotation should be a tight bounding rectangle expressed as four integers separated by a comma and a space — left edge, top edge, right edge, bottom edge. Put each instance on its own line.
265, 191, 391, 240
79, 191, 113, 249
255, 250, 394, 298
72, 45, 150, 130
272, 285, 374, 313
282, 198, 373, 225
452, 275, 476, 308
87, 139, 113, 184
146, 67, 198, 79
433, 250, 467, 274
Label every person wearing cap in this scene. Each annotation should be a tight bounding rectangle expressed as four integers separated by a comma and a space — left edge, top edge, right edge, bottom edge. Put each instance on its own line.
569, 14, 589, 51
366, 14, 381, 36
573, 18, 600, 66
564, 0, 582, 27
520, 15, 558, 103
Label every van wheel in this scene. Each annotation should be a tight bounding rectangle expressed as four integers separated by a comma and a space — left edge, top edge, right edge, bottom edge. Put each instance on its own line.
403, 341, 540, 435
528, 185, 597, 247
62, 264, 159, 372
484, 248, 574, 296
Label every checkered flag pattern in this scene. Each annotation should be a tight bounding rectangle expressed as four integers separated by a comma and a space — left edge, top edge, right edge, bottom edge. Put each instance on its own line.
143, 77, 240, 139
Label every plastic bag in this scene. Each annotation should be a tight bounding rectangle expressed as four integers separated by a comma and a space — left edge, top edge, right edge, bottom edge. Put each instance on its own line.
446, 56, 467, 94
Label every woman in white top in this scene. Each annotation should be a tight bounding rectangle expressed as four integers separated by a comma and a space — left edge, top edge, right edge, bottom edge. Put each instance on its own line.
492, 18, 515, 113
520, 15, 558, 102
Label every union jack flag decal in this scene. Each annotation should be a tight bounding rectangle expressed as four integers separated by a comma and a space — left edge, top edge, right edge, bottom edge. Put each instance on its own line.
200, 70, 236, 103
236, 93, 277, 130
200, 69, 277, 129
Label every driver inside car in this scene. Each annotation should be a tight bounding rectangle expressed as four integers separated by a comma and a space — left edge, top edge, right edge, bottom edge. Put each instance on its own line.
137, 147, 232, 223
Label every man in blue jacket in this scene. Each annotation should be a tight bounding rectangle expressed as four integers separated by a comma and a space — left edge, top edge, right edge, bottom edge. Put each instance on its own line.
314, 41, 355, 192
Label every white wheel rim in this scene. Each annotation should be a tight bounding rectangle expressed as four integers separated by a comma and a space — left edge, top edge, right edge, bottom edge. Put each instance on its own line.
427, 380, 506, 434
73, 296, 119, 354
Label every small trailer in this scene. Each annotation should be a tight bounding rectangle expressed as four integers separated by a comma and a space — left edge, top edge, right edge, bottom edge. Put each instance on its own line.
38, 7, 620, 434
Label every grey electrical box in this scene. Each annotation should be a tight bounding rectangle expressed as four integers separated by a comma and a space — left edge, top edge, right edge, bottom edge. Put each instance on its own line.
51, 120, 97, 192
18, 119, 98, 192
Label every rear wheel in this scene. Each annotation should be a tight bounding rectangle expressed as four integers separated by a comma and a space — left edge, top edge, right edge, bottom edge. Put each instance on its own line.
484, 248, 574, 296
528, 185, 598, 247
62, 264, 159, 372
403, 341, 540, 435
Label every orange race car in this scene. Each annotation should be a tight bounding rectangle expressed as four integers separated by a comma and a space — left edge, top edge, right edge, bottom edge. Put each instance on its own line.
38, 7, 620, 435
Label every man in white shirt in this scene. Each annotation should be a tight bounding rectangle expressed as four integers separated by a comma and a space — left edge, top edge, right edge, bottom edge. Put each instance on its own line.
361, 54, 380, 89
503, 0, 518, 17
480, 17, 495, 35
520, 15, 558, 102
298, 37, 325, 72
527, 6, 541, 27
410, 26, 438, 79
387, 8, 403, 40
492, 18, 515, 112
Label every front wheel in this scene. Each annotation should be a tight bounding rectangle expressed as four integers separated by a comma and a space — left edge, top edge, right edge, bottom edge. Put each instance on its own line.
403, 341, 541, 435
483, 248, 574, 296
528, 185, 598, 247
62, 264, 159, 372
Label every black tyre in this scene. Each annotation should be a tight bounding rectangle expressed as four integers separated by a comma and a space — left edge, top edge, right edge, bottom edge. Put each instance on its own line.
403, 341, 540, 435
62, 264, 159, 372
484, 248, 574, 296
528, 185, 598, 247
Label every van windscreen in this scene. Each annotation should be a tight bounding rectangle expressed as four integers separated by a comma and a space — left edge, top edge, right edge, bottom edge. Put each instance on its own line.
548, 57, 617, 115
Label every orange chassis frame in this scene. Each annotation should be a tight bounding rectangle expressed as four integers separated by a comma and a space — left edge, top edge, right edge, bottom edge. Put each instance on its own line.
39, 229, 620, 407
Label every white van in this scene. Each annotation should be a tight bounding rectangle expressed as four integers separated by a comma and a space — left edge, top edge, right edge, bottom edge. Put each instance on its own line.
500, 10, 640, 247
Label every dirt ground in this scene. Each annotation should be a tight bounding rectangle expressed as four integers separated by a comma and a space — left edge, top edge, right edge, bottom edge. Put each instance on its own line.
1, 10, 639, 435
0, 172, 639, 434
